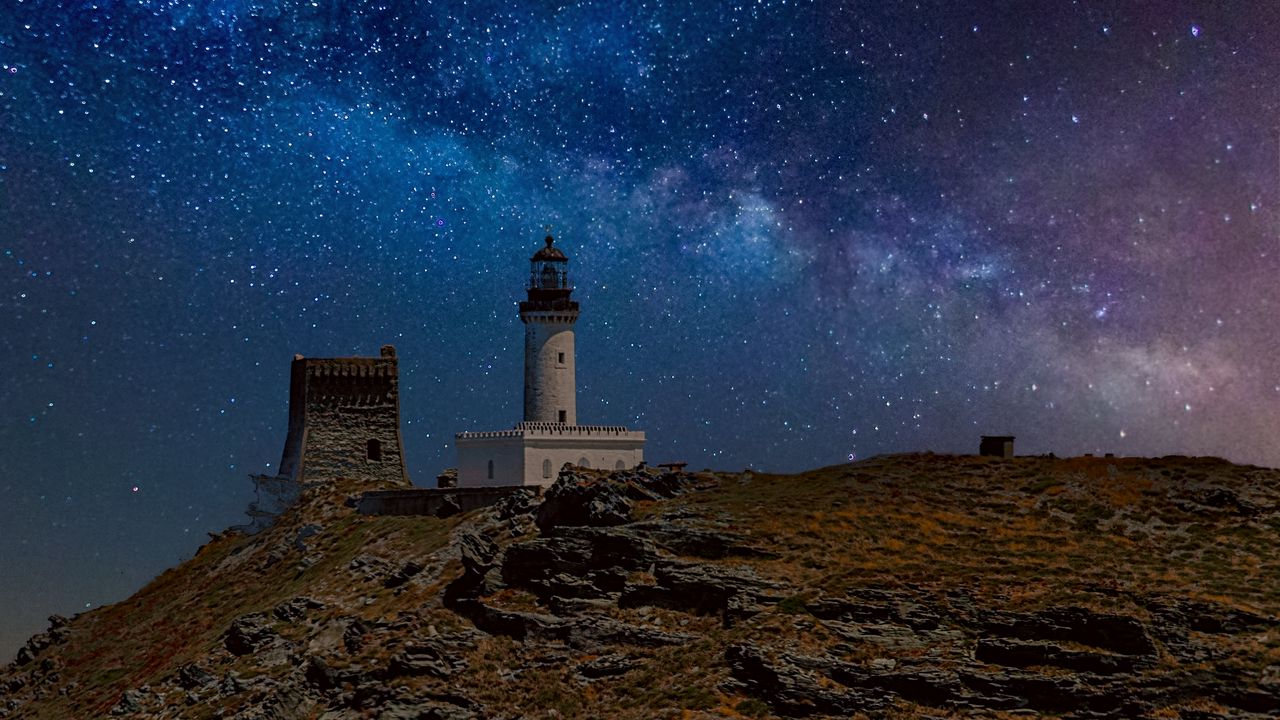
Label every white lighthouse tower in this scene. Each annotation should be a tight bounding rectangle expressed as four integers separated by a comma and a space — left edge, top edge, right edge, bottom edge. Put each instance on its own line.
454, 233, 646, 487
522, 236, 578, 425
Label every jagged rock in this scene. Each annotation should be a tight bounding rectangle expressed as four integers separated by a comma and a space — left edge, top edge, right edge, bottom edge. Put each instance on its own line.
220, 671, 246, 695
982, 606, 1158, 657
343, 618, 369, 653
725, 644, 888, 716
630, 469, 698, 498
564, 614, 696, 650
1144, 597, 1276, 634
349, 554, 395, 583
577, 653, 640, 679
13, 633, 51, 667
273, 596, 326, 622
975, 638, 1144, 674
449, 601, 560, 640
224, 613, 278, 656
445, 530, 503, 605
454, 601, 692, 650
109, 689, 144, 715
632, 523, 778, 559
501, 527, 655, 600
957, 667, 1131, 715
458, 530, 499, 574
385, 640, 466, 678
304, 656, 345, 692
824, 662, 967, 708
294, 523, 322, 552
347, 681, 477, 719
384, 560, 425, 588
434, 495, 462, 519
175, 663, 216, 690
490, 488, 539, 521
620, 560, 785, 620
535, 472, 632, 531
548, 595, 616, 615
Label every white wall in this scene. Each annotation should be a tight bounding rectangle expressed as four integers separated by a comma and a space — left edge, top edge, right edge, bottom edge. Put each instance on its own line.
456, 435, 526, 487
521, 440, 645, 486
456, 428, 646, 487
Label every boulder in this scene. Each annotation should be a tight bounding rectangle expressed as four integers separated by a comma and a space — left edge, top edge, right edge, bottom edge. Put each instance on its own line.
175, 663, 216, 690
444, 531, 504, 606
108, 689, 144, 716
383, 561, 425, 588
224, 613, 278, 656
273, 596, 326, 623
535, 472, 632, 531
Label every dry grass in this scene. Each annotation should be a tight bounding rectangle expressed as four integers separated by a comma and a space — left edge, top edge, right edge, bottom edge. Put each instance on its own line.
7, 453, 1278, 719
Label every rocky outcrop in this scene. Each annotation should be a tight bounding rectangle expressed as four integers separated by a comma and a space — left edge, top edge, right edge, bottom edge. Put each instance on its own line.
223, 613, 279, 656
5, 458, 1280, 720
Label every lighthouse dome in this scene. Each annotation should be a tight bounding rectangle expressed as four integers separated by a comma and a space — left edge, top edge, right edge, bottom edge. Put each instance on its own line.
531, 235, 568, 262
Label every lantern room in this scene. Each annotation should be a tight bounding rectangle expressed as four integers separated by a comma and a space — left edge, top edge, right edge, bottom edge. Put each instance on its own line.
528, 235, 571, 298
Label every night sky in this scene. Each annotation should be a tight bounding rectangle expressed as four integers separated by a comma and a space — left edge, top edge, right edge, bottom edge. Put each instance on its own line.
2, 1, 1278, 658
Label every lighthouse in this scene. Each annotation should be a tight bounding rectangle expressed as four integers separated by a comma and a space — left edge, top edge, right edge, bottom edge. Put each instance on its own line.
454, 233, 646, 487
521, 236, 578, 425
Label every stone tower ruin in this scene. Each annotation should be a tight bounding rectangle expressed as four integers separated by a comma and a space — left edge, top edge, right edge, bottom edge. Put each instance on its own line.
241, 345, 410, 531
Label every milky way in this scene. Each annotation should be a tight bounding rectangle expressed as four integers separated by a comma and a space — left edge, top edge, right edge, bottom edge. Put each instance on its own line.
1, 1, 1277, 656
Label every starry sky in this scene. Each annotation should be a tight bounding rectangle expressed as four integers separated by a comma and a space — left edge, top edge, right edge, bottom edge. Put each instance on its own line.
2, 0, 1278, 658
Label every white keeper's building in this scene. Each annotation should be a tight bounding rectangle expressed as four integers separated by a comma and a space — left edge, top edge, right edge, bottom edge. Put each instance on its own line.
454, 234, 646, 487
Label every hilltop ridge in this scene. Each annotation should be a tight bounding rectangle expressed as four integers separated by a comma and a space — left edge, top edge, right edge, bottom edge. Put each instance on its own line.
2, 453, 1278, 719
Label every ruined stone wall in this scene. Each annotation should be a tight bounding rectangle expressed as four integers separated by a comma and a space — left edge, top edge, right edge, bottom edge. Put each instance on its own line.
290, 347, 410, 487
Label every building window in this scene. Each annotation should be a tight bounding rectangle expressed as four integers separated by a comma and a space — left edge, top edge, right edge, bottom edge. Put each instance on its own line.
579, 457, 590, 468
367, 439, 382, 461
543, 459, 552, 478
557, 352, 565, 364
558, 410, 567, 423
615, 459, 626, 470
487, 460, 494, 480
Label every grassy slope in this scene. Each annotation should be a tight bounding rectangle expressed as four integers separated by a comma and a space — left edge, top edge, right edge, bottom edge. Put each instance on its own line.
6, 454, 1279, 719
14, 479, 457, 719
698, 454, 1279, 614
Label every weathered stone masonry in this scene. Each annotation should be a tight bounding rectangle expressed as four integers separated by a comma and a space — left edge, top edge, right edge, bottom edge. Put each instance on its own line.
279, 345, 410, 487
241, 345, 410, 532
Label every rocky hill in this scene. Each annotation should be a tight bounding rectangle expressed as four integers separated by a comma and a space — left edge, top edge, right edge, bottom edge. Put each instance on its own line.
2, 453, 1279, 719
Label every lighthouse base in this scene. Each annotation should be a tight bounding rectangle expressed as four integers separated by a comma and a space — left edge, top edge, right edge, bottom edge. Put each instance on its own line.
455, 422, 646, 487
